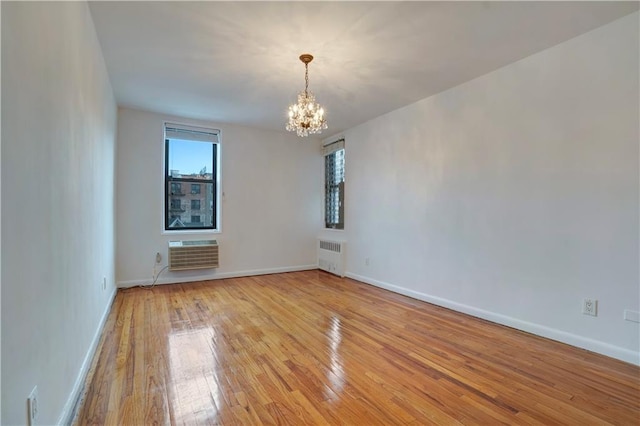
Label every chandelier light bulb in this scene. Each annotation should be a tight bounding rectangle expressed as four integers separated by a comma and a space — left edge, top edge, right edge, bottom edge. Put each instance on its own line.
286, 54, 328, 137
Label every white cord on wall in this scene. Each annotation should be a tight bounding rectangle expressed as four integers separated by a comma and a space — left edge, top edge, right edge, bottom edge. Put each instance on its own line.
139, 265, 169, 289
139, 252, 169, 289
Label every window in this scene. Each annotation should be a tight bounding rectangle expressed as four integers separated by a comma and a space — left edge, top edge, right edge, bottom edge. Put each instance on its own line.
324, 139, 345, 229
165, 123, 220, 231
170, 182, 183, 195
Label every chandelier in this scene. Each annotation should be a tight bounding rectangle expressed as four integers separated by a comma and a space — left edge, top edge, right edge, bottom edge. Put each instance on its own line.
286, 54, 328, 137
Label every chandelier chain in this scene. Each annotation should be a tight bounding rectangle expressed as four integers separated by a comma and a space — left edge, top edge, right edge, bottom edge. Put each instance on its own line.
305, 63, 309, 96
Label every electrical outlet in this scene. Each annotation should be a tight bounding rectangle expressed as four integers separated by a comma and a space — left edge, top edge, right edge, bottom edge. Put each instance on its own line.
102, 276, 106, 290
27, 386, 38, 426
365, 257, 370, 266
582, 299, 597, 316
155, 252, 162, 263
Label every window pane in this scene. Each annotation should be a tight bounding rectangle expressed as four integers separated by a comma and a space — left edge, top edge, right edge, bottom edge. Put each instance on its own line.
325, 147, 345, 229
167, 139, 213, 177
166, 182, 214, 230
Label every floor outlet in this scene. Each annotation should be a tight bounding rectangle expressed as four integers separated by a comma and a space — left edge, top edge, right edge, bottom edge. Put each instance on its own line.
582, 299, 597, 316
27, 386, 38, 426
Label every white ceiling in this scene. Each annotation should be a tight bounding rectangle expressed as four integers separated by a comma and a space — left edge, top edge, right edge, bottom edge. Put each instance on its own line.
89, 1, 638, 136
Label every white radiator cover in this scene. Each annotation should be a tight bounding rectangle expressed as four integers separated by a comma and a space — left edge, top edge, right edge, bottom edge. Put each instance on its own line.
318, 239, 346, 277
168, 240, 219, 271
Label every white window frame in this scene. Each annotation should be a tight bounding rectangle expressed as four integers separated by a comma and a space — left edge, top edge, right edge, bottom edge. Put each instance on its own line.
162, 122, 222, 235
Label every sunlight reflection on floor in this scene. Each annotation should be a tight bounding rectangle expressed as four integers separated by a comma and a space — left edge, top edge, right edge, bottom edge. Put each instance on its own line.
168, 327, 222, 423
326, 315, 345, 399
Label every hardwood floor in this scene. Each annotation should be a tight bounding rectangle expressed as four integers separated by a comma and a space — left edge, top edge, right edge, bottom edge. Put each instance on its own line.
74, 271, 639, 425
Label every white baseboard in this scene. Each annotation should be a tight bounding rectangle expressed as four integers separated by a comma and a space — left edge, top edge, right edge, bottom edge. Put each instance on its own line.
346, 272, 640, 366
57, 286, 118, 425
117, 264, 318, 288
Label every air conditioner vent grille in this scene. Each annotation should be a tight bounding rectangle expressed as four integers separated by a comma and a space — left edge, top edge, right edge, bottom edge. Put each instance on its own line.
168, 240, 219, 271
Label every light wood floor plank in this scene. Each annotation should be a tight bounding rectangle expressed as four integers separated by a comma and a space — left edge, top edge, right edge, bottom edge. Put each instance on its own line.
73, 270, 640, 425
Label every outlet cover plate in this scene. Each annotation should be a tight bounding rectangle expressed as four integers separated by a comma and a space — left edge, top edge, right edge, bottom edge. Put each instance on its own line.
582, 298, 597, 316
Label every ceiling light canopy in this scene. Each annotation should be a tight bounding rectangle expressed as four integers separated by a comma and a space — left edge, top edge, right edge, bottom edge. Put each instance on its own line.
286, 54, 328, 137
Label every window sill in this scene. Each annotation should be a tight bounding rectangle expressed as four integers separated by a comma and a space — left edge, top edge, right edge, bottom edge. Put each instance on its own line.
162, 229, 221, 236
323, 227, 345, 232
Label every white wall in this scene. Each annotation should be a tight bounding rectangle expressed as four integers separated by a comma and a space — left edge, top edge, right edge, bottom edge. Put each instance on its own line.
1, 2, 117, 424
343, 13, 639, 364
116, 108, 322, 286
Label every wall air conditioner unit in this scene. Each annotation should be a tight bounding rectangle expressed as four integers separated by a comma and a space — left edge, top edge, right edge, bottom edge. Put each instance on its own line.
168, 240, 219, 271
318, 239, 346, 277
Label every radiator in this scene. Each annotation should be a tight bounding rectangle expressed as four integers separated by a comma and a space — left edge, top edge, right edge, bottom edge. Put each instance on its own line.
318, 239, 346, 277
168, 240, 219, 271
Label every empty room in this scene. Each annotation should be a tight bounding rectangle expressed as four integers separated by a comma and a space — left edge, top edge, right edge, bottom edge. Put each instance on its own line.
2, 1, 639, 424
